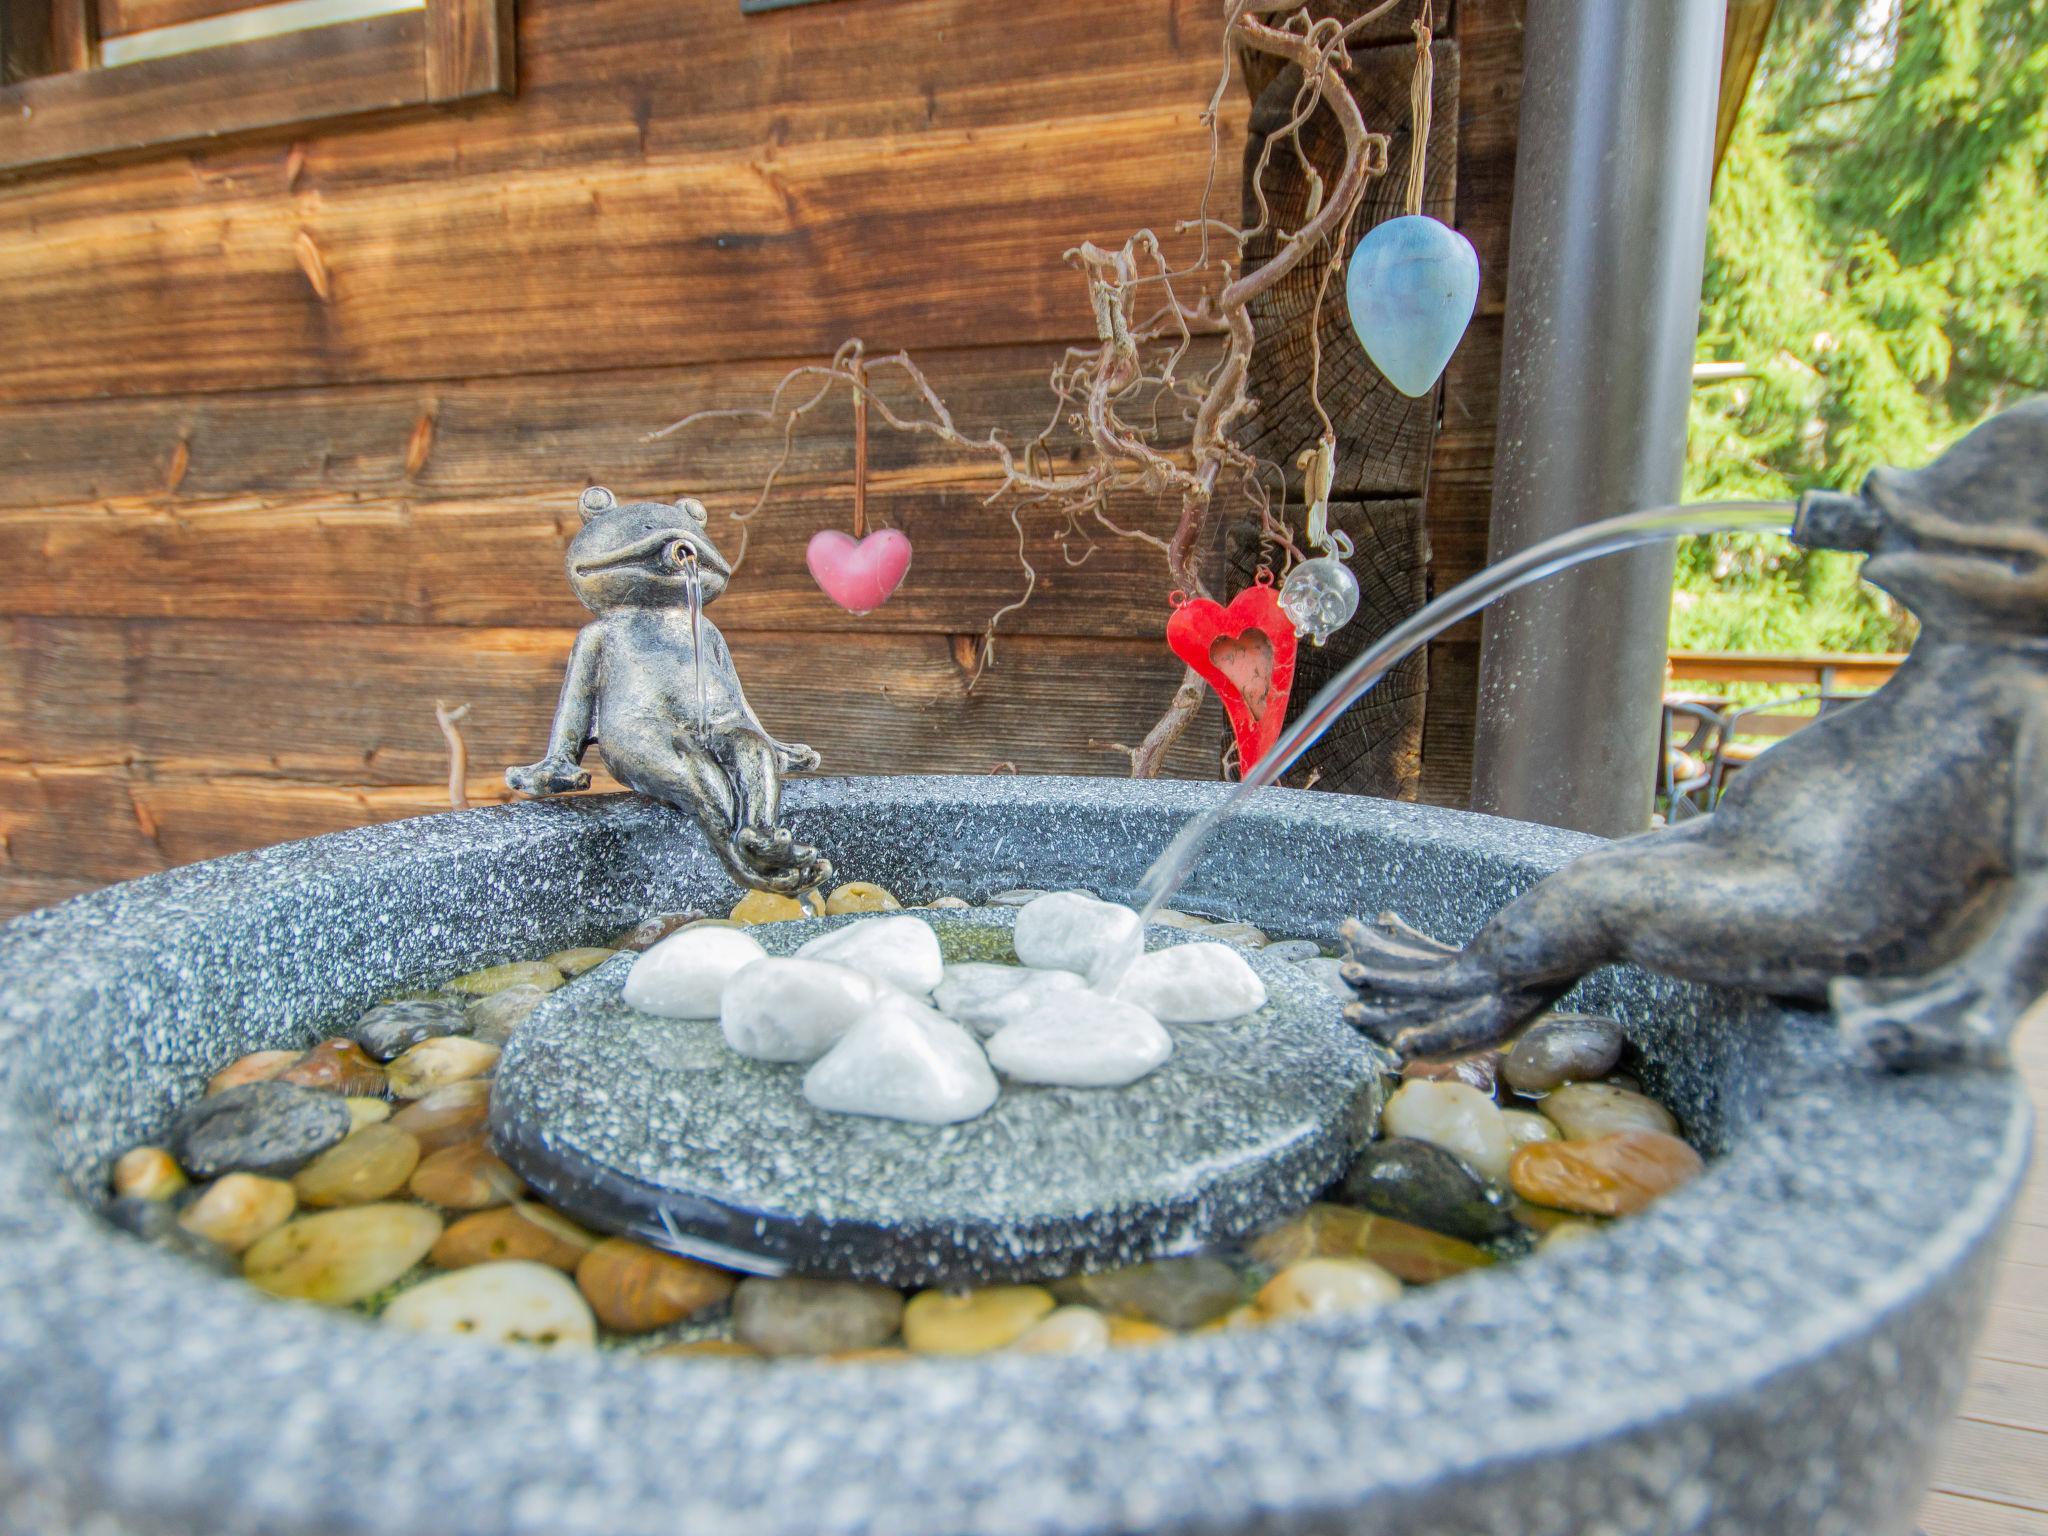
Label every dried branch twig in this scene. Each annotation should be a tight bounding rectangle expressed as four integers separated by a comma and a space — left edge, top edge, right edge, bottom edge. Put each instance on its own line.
434, 701, 470, 812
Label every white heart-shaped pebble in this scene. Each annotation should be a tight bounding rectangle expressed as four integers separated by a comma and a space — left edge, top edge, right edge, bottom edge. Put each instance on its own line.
1113, 942, 1268, 1024
381, 1260, 597, 1349
623, 926, 768, 1019
986, 995, 1172, 1088
720, 957, 884, 1063
802, 1000, 998, 1124
795, 915, 945, 996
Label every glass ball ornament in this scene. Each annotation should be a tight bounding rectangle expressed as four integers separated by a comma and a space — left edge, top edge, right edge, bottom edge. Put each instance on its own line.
1279, 554, 1360, 647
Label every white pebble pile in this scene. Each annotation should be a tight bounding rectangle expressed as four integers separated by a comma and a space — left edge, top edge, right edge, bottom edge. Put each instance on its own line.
619, 895, 1270, 1125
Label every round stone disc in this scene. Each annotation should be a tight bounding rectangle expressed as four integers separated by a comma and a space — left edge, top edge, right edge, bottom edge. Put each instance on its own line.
490, 909, 1388, 1286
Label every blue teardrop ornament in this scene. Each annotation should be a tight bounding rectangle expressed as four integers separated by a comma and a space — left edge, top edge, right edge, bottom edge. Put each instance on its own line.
1345, 214, 1480, 398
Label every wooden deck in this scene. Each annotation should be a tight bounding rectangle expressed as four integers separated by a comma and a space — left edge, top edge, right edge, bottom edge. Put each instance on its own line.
1919, 1016, 2048, 1535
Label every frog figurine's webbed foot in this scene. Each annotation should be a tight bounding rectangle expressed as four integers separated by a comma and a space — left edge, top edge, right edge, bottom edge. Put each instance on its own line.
733, 826, 832, 895
1338, 914, 1553, 1062
505, 756, 592, 797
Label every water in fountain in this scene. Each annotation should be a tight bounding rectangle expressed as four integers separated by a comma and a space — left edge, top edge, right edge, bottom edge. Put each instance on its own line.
1137, 501, 1797, 920
676, 544, 708, 733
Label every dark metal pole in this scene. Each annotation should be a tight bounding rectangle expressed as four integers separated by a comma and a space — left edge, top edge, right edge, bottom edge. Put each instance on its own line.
1469, 0, 1726, 836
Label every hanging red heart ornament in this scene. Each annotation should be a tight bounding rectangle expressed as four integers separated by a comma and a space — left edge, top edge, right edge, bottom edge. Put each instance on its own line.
1165, 579, 1300, 771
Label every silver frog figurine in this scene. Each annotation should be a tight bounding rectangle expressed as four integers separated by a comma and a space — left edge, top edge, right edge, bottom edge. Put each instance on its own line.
507, 487, 830, 895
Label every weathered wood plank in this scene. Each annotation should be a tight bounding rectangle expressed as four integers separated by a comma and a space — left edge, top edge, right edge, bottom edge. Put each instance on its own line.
0, 11, 429, 176
0, 869, 105, 918
423, 0, 511, 102
0, 106, 1232, 402
1930, 1420, 2048, 1511
0, 618, 1220, 793
3, 0, 1235, 219
95, 0, 253, 40
0, 481, 1190, 635
0, 343, 1174, 509
1960, 1356, 2048, 1435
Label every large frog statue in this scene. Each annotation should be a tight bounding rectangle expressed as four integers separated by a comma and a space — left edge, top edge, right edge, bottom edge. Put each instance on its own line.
1345, 399, 2048, 1069
507, 487, 830, 895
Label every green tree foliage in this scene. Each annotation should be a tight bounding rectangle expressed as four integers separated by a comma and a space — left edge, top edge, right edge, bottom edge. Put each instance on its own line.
1675, 0, 2048, 657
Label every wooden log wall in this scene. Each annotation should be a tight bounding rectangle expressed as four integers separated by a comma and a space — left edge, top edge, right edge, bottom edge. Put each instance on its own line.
0, 0, 1519, 916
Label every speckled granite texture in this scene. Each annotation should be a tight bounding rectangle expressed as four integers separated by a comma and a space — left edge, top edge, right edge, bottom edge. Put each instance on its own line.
0, 778, 2030, 1536
494, 910, 1388, 1284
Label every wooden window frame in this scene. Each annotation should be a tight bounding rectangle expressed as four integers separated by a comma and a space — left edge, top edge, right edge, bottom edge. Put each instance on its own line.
0, 0, 511, 176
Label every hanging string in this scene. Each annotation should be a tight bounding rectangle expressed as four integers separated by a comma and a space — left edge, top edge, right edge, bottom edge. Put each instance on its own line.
1405, 0, 1435, 219
850, 358, 869, 539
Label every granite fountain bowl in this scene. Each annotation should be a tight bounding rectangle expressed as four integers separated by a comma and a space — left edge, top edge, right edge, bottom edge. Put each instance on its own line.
0, 776, 2028, 1536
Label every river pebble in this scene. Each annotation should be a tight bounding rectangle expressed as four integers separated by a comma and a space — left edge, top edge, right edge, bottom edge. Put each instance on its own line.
432, 1202, 597, 1272
1400, 1049, 1501, 1097
1502, 1109, 1559, 1148
729, 891, 806, 925
825, 882, 902, 914
1255, 1257, 1401, 1318
465, 984, 548, 1046
387, 1037, 499, 1099
720, 957, 882, 1062
1539, 1081, 1679, 1140
1260, 939, 1323, 964
796, 914, 945, 995
446, 961, 564, 997
352, 997, 472, 1062
803, 1001, 998, 1124
1249, 1202, 1492, 1284
1503, 1013, 1627, 1095
616, 911, 709, 950
409, 1138, 525, 1209
111, 1147, 186, 1202
384, 1261, 597, 1349
1203, 921, 1269, 948
903, 1285, 1055, 1354
932, 963, 1086, 1037
388, 1079, 491, 1153
172, 1080, 353, 1180
986, 995, 1171, 1088
292, 1125, 421, 1208
624, 925, 769, 1020
178, 1174, 297, 1253
1113, 942, 1267, 1023
1106, 1315, 1174, 1347
1072, 1256, 1241, 1328
731, 1277, 905, 1356
280, 1038, 389, 1097
1381, 1079, 1514, 1182
545, 947, 619, 977
206, 1050, 298, 1096
1338, 1136, 1521, 1243
346, 1097, 393, 1131
1011, 1305, 1111, 1354
575, 1238, 737, 1333
1013, 892, 1144, 985
1510, 1130, 1703, 1216
243, 1204, 442, 1305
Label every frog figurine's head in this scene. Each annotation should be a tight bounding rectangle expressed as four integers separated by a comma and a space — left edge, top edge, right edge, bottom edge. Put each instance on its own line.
565, 486, 733, 615
1795, 398, 2048, 637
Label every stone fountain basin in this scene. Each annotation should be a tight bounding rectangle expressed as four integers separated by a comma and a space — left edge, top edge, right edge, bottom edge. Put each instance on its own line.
0, 776, 2028, 1536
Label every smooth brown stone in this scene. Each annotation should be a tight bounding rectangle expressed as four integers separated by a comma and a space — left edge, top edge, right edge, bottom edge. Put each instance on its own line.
409, 1138, 525, 1210
728, 891, 807, 925
388, 1079, 492, 1153
1509, 1130, 1704, 1217
291, 1125, 421, 1208
823, 882, 902, 915
243, 1204, 443, 1305
205, 1050, 297, 1096
387, 1037, 500, 1099
179, 1173, 296, 1253
346, 1097, 394, 1131
575, 1238, 736, 1334
1105, 1315, 1175, 1347
111, 1146, 186, 1202
614, 911, 708, 951
1248, 1203, 1491, 1284
1538, 1081, 1679, 1141
901, 1286, 1055, 1355
545, 947, 620, 977
1400, 1049, 1501, 1097
278, 1039, 388, 1097
431, 1202, 597, 1272
444, 961, 565, 997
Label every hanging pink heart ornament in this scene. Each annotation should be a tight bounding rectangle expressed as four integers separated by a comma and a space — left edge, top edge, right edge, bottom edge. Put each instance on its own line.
806, 527, 912, 615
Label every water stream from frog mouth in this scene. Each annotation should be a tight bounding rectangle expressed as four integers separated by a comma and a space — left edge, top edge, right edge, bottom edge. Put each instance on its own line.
679, 549, 708, 734
1136, 501, 1797, 921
